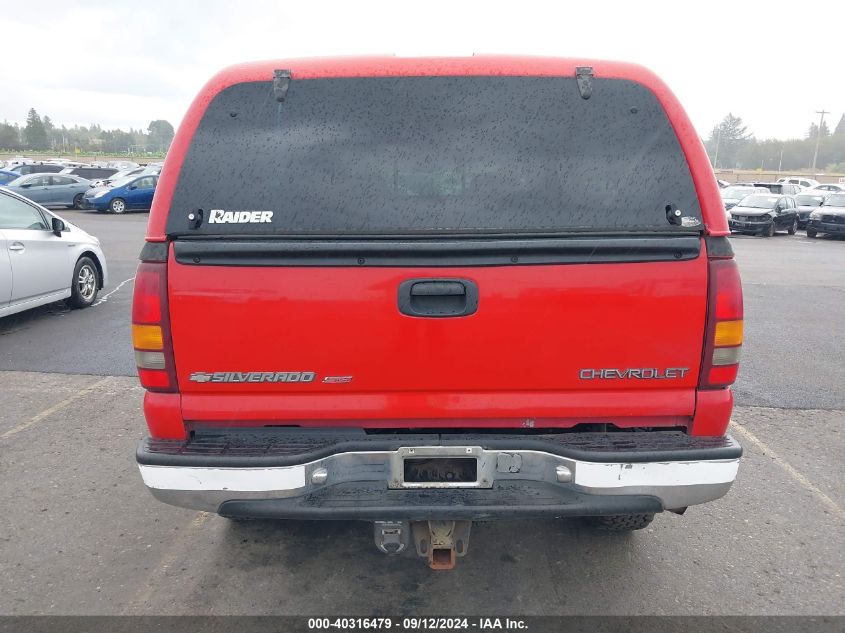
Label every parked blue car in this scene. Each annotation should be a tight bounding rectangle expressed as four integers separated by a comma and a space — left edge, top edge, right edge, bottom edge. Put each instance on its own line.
0, 169, 20, 185
2, 173, 91, 208
82, 174, 158, 213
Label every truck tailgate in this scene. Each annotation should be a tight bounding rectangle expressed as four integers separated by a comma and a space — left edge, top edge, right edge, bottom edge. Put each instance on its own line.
168, 248, 707, 426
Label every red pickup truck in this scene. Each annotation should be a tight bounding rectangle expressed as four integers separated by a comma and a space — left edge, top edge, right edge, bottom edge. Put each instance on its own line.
133, 56, 743, 569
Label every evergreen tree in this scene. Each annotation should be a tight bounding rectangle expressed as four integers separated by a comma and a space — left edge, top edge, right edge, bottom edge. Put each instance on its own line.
147, 120, 175, 152
42, 116, 56, 149
706, 113, 753, 168
807, 120, 830, 139
23, 108, 48, 149
0, 120, 21, 149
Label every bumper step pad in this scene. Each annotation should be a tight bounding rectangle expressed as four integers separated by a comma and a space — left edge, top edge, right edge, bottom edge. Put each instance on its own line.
217, 480, 663, 521
140, 429, 741, 467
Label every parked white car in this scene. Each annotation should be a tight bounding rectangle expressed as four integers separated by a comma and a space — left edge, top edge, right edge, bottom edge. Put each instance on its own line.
776, 176, 819, 189
0, 187, 107, 318
2, 157, 33, 170
811, 183, 845, 193
105, 161, 140, 170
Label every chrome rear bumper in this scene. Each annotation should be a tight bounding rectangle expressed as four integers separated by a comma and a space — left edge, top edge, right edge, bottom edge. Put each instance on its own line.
137, 430, 741, 519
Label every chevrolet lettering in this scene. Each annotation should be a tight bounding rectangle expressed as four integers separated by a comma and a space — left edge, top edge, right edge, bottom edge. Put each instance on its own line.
580, 368, 691, 380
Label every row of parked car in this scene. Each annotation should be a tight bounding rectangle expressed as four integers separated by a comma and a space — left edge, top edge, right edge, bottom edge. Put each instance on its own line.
718, 177, 845, 238
0, 158, 161, 213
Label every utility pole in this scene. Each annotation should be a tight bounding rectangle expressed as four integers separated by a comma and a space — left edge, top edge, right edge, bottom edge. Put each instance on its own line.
713, 125, 722, 169
811, 109, 829, 173
778, 147, 784, 172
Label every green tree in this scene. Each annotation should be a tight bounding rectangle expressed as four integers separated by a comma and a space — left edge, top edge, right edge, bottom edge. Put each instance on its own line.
780, 138, 813, 171
834, 114, 845, 136
738, 137, 783, 171
0, 120, 21, 149
42, 115, 58, 149
147, 120, 174, 152
706, 113, 753, 168
807, 120, 830, 140
23, 108, 48, 149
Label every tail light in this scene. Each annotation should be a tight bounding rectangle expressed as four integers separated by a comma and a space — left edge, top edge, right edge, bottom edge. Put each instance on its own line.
699, 257, 743, 389
132, 261, 177, 392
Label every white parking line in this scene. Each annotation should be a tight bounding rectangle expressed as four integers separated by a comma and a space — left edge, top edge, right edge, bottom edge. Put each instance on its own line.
730, 421, 844, 520
92, 276, 135, 307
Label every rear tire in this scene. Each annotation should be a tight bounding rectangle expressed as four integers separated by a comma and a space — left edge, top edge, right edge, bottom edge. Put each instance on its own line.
73, 193, 84, 210
806, 229, 817, 238
788, 218, 797, 235
584, 513, 655, 532
109, 198, 126, 214
66, 256, 99, 309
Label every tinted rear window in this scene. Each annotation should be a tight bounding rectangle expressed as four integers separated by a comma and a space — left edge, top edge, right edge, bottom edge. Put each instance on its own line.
74, 168, 114, 178
168, 76, 701, 236
18, 164, 63, 175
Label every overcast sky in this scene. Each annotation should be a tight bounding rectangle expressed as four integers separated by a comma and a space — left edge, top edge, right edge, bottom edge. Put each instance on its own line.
1, 0, 842, 140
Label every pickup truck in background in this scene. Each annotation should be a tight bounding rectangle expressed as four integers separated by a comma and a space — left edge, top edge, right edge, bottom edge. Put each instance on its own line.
133, 56, 743, 569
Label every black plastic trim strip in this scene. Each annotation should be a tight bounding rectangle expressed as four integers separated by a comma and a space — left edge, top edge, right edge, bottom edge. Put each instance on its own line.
137, 430, 741, 468
139, 242, 168, 262
704, 236, 734, 258
172, 235, 702, 267
217, 483, 664, 521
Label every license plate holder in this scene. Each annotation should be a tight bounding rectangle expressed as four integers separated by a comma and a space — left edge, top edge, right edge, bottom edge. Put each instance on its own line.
389, 446, 489, 489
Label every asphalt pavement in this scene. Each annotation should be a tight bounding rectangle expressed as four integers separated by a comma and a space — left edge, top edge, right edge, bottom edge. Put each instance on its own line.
0, 210, 843, 615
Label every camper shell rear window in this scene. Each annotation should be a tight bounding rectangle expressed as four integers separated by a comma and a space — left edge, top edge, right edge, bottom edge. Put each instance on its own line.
166, 76, 701, 237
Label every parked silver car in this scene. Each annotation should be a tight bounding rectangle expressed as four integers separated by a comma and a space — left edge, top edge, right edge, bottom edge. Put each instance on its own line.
2, 173, 92, 209
776, 176, 819, 189
0, 188, 108, 318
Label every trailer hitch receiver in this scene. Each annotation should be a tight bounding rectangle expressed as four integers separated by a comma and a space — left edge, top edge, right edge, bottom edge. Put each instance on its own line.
412, 520, 472, 570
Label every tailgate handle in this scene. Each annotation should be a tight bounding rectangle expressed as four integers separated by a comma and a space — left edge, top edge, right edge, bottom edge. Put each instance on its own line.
398, 279, 478, 318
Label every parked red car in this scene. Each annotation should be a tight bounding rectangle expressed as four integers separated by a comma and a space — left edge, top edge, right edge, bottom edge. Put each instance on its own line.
133, 56, 743, 569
